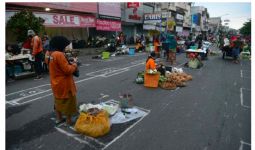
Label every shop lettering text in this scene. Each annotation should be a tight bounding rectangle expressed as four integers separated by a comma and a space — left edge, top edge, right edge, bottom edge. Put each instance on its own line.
144, 13, 161, 20
128, 15, 141, 20
53, 15, 75, 25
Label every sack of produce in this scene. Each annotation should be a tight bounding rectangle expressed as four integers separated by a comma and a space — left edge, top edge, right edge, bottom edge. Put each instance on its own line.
188, 59, 200, 69
74, 110, 110, 138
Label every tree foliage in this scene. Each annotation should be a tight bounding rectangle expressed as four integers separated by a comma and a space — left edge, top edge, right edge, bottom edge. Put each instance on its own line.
239, 19, 251, 36
6, 9, 45, 42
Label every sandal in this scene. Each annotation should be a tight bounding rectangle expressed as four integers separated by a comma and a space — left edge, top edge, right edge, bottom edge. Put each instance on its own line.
55, 119, 65, 126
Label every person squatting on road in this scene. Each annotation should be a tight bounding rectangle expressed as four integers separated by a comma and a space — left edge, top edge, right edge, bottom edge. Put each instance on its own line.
28, 30, 44, 80
145, 51, 157, 71
45, 36, 78, 126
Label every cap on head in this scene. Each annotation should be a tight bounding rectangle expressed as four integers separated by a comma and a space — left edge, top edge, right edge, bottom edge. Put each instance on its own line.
27, 30, 35, 36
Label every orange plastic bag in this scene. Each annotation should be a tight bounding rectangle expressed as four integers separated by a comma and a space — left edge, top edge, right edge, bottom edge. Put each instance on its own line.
74, 110, 110, 138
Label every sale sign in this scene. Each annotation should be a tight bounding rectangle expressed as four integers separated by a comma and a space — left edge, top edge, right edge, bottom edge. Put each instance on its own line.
127, 2, 140, 8
96, 19, 121, 31
34, 13, 96, 27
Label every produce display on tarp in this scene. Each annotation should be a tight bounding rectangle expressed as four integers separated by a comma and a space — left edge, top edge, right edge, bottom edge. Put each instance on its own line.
135, 66, 193, 90
74, 98, 148, 138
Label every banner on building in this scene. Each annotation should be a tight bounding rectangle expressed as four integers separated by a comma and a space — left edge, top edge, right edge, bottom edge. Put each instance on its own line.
6, 11, 96, 27
127, 2, 140, 8
96, 19, 121, 31
36, 13, 96, 27
143, 13, 162, 31
192, 13, 201, 26
125, 2, 143, 23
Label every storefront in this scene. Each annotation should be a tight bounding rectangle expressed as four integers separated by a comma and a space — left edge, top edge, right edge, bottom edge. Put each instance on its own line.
6, 2, 97, 43
90, 3, 121, 38
121, 2, 144, 43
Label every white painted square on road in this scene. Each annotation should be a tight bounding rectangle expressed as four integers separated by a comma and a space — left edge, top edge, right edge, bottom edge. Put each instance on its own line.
54, 99, 150, 150
240, 88, 251, 108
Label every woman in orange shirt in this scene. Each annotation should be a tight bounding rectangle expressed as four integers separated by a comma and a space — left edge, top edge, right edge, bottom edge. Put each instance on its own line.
145, 52, 157, 71
45, 36, 78, 126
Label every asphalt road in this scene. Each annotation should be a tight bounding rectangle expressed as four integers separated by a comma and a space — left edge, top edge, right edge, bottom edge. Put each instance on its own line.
6, 50, 251, 150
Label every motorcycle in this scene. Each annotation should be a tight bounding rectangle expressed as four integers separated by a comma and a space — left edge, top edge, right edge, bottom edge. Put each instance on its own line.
95, 36, 108, 48
200, 41, 211, 60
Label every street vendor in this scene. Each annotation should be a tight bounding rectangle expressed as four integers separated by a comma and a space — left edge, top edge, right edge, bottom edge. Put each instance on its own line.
28, 29, 44, 80
145, 51, 157, 71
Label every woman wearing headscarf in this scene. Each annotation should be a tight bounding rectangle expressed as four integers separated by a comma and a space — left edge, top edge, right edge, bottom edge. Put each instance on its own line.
145, 51, 157, 71
45, 36, 78, 126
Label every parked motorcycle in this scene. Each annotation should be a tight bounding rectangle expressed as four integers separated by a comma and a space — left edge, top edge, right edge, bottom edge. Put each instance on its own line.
95, 36, 108, 48
200, 41, 211, 60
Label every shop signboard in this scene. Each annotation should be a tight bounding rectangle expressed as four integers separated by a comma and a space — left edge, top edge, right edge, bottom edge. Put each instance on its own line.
35, 13, 96, 27
6, 11, 96, 27
96, 19, 121, 31
175, 19, 183, 26
125, 2, 143, 23
143, 13, 161, 31
176, 14, 184, 20
8, 2, 98, 13
176, 26, 183, 32
98, 3, 121, 17
127, 2, 140, 8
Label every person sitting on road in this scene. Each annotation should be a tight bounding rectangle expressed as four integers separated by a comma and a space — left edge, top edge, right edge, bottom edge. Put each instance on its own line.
45, 36, 78, 126
145, 51, 157, 71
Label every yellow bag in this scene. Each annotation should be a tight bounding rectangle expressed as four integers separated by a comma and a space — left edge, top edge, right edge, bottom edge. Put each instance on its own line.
74, 110, 110, 138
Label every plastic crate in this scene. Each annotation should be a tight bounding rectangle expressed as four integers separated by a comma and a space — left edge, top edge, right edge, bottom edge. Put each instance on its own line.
102, 52, 110, 59
144, 73, 160, 88
129, 48, 135, 55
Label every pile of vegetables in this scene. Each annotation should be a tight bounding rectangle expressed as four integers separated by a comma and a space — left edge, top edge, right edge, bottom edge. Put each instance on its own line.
159, 72, 193, 90
135, 71, 145, 84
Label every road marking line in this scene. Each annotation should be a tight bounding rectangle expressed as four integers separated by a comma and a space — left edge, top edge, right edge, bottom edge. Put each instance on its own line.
239, 140, 251, 150
6, 62, 145, 106
102, 69, 129, 77
240, 88, 251, 108
75, 75, 102, 84
68, 126, 106, 146
102, 110, 150, 150
55, 127, 99, 150
16, 93, 53, 105
240, 70, 243, 78
9, 89, 52, 102
6, 101, 16, 106
6, 84, 51, 96
86, 68, 114, 76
